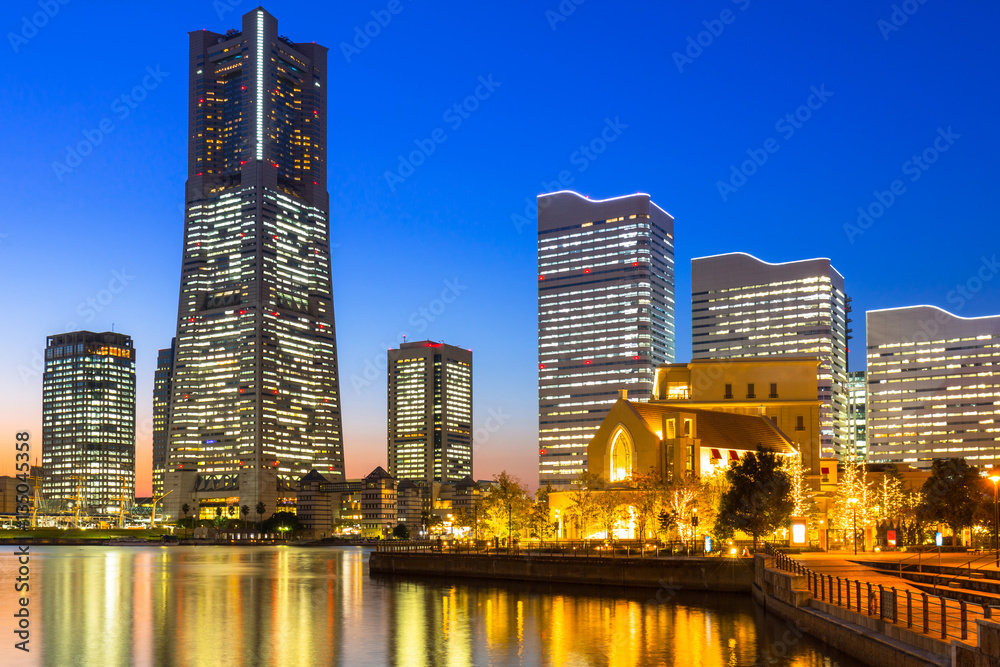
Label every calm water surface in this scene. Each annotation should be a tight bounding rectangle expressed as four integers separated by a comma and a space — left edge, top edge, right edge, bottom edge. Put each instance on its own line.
0, 546, 864, 667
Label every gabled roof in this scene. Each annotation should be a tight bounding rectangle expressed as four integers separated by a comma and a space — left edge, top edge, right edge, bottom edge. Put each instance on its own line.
299, 470, 330, 484
625, 401, 795, 454
364, 466, 394, 481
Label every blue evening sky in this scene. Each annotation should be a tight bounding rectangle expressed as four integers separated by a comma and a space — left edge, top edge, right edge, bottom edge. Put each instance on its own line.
1, 0, 997, 493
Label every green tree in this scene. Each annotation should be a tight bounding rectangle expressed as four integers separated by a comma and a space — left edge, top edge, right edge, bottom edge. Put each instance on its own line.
593, 488, 628, 542
918, 458, 984, 546
479, 471, 531, 542
528, 484, 557, 544
263, 511, 301, 534
392, 523, 410, 540
627, 469, 665, 543
567, 471, 602, 540
255, 502, 266, 533
240, 504, 250, 527
716, 449, 793, 550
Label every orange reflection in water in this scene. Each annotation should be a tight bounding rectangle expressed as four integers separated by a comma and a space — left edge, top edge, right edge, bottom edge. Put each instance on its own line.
8, 546, 861, 667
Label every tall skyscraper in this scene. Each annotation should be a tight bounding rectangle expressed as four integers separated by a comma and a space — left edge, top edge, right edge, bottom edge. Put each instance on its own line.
867, 306, 1000, 468
538, 191, 675, 488
388, 341, 473, 485
151, 339, 175, 499
846, 370, 866, 462
165, 8, 344, 518
691, 253, 848, 459
42, 331, 136, 514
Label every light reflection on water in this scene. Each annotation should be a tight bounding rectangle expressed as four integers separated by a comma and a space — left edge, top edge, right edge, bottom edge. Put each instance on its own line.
7, 546, 863, 667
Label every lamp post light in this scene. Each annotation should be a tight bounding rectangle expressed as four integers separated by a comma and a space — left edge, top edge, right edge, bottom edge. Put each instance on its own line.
848, 497, 859, 555
989, 473, 1000, 567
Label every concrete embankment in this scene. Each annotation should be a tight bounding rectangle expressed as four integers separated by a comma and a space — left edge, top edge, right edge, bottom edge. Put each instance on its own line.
752, 553, 1000, 667
368, 552, 753, 592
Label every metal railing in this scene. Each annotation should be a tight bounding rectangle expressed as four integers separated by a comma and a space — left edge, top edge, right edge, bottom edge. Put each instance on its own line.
375, 539, 770, 557
766, 544, 988, 643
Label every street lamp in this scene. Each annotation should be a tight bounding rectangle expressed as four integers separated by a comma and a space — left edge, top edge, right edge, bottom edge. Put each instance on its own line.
848, 497, 859, 555
989, 473, 1000, 567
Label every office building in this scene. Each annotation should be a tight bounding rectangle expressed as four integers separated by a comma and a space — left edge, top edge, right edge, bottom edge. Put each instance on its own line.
387, 341, 472, 485
152, 339, 175, 499
165, 9, 345, 520
538, 191, 675, 487
867, 306, 1000, 467
847, 370, 866, 462
42, 331, 136, 514
691, 253, 848, 459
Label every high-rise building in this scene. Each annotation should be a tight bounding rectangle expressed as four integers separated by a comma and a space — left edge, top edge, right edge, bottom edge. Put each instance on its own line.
151, 339, 175, 499
847, 370, 866, 462
387, 341, 473, 485
691, 253, 848, 459
867, 306, 1000, 467
538, 191, 675, 488
42, 331, 136, 514
165, 8, 344, 519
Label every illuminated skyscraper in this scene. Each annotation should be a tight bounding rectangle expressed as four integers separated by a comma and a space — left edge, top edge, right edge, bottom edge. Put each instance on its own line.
165, 8, 344, 519
867, 306, 1000, 468
151, 339, 175, 499
537, 191, 675, 488
691, 253, 848, 459
388, 341, 473, 484
42, 331, 135, 514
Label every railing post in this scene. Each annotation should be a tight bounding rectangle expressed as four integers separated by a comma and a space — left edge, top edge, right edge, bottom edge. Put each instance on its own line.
837, 577, 842, 607
846, 578, 851, 610
922, 593, 929, 634
906, 590, 912, 628
891, 587, 898, 624
821, 574, 825, 601
856, 580, 862, 613
941, 598, 947, 639
960, 600, 968, 640
878, 585, 884, 620
867, 583, 874, 616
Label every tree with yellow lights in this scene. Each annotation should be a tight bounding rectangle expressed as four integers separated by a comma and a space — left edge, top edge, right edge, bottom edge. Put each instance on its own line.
830, 459, 873, 544
782, 448, 817, 518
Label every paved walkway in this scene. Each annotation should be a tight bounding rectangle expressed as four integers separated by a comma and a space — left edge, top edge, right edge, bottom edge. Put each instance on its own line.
781, 551, 986, 646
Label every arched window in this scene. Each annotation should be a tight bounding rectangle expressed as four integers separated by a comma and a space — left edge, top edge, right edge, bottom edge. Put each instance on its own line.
609, 428, 633, 482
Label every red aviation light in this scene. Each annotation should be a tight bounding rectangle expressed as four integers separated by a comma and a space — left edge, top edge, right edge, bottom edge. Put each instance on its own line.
634, 355, 640, 360
584, 269, 590, 274
538, 275, 545, 281
184, 394, 189, 399
272, 311, 279, 316
189, 317, 195, 322
539, 364, 545, 369
239, 310, 246, 315
584, 360, 591, 365
540, 449, 546, 456
633, 262, 639, 267
272, 461, 279, 467
273, 389, 278, 395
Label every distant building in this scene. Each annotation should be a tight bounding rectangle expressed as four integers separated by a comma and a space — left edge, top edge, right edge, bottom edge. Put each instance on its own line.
867, 306, 1000, 468
362, 467, 397, 538
396, 480, 423, 535
691, 252, 849, 460
42, 331, 136, 514
387, 341, 472, 485
650, 357, 823, 474
152, 339, 175, 499
538, 191, 676, 488
847, 370, 866, 462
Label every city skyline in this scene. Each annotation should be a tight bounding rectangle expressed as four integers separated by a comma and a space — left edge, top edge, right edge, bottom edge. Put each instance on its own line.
2, 1, 998, 494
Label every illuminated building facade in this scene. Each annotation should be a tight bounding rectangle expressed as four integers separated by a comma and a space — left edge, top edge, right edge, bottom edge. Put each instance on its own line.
691, 253, 848, 459
151, 338, 175, 498
165, 8, 344, 519
387, 341, 473, 484
42, 331, 136, 513
867, 306, 1000, 468
538, 191, 675, 488
847, 370, 866, 462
